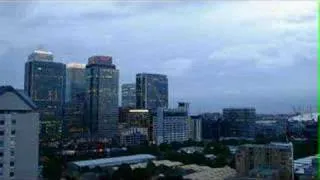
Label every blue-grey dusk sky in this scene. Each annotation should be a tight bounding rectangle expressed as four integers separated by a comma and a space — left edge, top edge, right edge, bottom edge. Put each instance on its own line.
0, 1, 316, 114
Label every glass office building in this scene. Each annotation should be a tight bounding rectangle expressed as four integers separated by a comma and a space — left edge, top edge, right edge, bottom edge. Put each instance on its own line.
136, 73, 168, 113
85, 56, 119, 139
121, 83, 136, 108
24, 50, 66, 140
66, 63, 86, 102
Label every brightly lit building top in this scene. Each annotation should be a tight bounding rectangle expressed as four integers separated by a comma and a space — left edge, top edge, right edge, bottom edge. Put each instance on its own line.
67, 63, 86, 69
28, 49, 54, 62
88, 56, 113, 65
86, 55, 116, 69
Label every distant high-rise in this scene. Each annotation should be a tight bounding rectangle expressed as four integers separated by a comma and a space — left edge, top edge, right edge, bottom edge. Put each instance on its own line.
64, 63, 86, 137
136, 73, 168, 112
24, 49, 66, 139
66, 63, 86, 102
85, 56, 119, 139
222, 108, 256, 138
121, 83, 136, 108
0, 86, 39, 180
154, 102, 189, 145
189, 116, 202, 142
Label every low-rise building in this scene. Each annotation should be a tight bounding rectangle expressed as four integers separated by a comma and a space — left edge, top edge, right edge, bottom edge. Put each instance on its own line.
235, 142, 293, 180
120, 127, 148, 146
67, 154, 156, 178
294, 155, 319, 180
182, 165, 236, 180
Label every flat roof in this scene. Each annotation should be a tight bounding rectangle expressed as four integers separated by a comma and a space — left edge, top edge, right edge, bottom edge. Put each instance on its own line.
182, 166, 236, 180
71, 154, 156, 168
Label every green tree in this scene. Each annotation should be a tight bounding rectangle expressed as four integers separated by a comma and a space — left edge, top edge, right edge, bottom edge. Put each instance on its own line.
132, 168, 150, 180
146, 161, 156, 176
118, 163, 133, 180
42, 156, 63, 180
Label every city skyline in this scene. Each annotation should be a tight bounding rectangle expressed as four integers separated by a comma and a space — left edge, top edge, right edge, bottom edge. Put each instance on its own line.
0, 1, 316, 114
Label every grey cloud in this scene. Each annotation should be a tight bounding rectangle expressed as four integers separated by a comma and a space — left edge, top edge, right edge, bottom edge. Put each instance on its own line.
0, 1, 316, 114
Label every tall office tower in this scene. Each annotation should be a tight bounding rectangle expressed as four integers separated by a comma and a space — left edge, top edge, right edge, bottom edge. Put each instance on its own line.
235, 142, 294, 180
136, 73, 168, 113
0, 86, 39, 180
189, 116, 202, 142
66, 63, 86, 102
86, 56, 119, 139
64, 63, 86, 137
154, 102, 189, 145
24, 49, 66, 140
121, 83, 136, 108
222, 108, 256, 138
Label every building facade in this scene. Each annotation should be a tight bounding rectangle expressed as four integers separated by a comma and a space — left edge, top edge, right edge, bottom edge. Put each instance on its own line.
120, 127, 148, 146
66, 63, 86, 103
63, 92, 86, 138
24, 49, 66, 140
85, 56, 119, 139
136, 73, 168, 112
0, 86, 39, 180
121, 83, 136, 108
222, 108, 256, 138
119, 109, 152, 144
235, 142, 294, 180
64, 63, 86, 138
154, 102, 189, 145
189, 116, 202, 142
200, 113, 221, 141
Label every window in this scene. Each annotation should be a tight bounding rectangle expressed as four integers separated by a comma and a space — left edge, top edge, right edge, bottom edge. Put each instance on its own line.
0, 131, 4, 136
10, 162, 14, 166
11, 120, 16, 125
11, 131, 15, 135
10, 150, 14, 156
0, 121, 4, 125
0, 152, 3, 157
9, 172, 14, 177
0, 164, 3, 168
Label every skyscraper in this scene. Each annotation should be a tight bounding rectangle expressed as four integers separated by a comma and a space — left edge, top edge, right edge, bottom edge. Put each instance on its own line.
136, 73, 168, 112
85, 56, 119, 139
24, 49, 66, 140
66, 63, 86, 102
121, 83, 136, 108
64, 63, 86, 137
0, 86, 39, 180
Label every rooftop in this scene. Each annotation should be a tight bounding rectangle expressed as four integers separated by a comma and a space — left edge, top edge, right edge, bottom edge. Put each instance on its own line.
33, 49, 53, 55
182, 165, 236, 180
294, 154, 319, 174
71, 154, 155, 168
289, 113, 318, 122
67, 63, 86, 69
0, 86, 37, 110
240, 142, 292, 150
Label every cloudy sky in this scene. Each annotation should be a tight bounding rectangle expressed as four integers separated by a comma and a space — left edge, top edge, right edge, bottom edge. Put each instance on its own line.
0, 1, 317, 114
